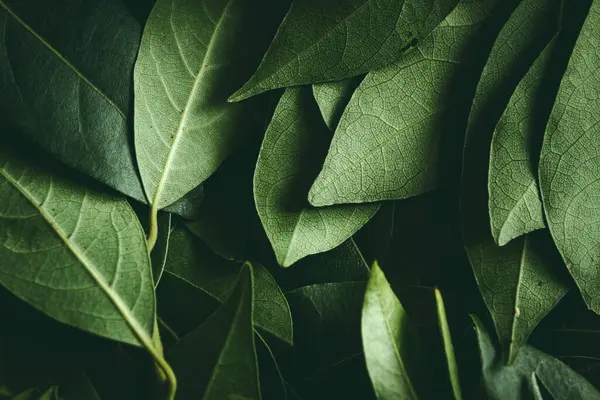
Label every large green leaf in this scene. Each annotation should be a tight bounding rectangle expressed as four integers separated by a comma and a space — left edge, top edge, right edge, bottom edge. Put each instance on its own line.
308, 0, 496, 206
312, 77, 362, 131
462, 0, 567, 362
0, 0, 145, 201
474, 315, 600, 399
254, 87, 378, 267
134, 0, 288, 216
488, 39, 557, 246
0, 148, 156, 347
168, 263, 260, 400
229, 0, 459, 101
538, 0, 600, 313
165, 228, 293, 345
361, 262, 421, 399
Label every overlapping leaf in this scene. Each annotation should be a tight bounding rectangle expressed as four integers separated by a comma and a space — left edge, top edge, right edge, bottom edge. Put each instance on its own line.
312, 77, 362, 131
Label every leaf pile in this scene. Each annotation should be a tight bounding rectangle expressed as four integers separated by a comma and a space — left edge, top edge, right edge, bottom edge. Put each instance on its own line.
3, 0, 600, 399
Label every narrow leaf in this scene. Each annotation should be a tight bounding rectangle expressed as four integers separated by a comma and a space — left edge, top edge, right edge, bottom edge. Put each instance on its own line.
0, 0, 145, 201
309, 0, 496, 206
168, 263, 260, 400
312, 77, 362, 131
361, 262, 419, 399
254, 87, 378, 267
538, 0, 600, 313
435, 288, 463, 400
230, 0, 459, 101
151, 212, 171, 287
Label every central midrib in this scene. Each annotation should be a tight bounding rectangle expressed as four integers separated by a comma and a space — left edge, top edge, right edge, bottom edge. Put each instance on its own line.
152, 0, 233, 209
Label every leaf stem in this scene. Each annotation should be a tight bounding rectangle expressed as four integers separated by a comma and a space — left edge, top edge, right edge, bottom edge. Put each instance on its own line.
148, 204, 159, 252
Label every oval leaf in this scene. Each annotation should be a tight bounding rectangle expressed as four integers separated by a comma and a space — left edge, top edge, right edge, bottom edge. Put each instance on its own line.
254, 87, 378, 267
312, 77, 362, 131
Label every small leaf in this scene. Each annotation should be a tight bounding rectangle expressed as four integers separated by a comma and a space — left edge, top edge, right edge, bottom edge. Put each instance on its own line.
254, 87, 378, 267
435, 288, 463, 400
134, 0, 288, 212
168, 263, 260, 400
361, 262, 419, 399
230, 0, 459, 101
309, 0, 497, 206
312, 77, 362, 131
538, 0, 600, 313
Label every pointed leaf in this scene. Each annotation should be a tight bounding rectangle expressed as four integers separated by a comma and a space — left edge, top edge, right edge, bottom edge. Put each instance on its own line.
538, 0, 600, 313
151, 212, 171, 287
309, 0, 497, 206
312, 77, 362, 131
0, 0, 145, 201
134, 0, 288, 210
168, 263, 260, 400
361, 262, 420, 399
230, 0, 459, 101
435, 288, 463, 400
488, 38, 555, 246
255, 87, 378, 266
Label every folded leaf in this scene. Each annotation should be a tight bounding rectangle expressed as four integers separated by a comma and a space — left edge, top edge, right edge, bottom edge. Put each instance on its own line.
165, 228, 293, 345
473, 315, 600, 399
151, 212, 171, 287
538, 0, 600, 313
309, 0, 496, 206
0, 148, 155, 347
0, 0, 145, 201
230, 0, 459, 101
488, 38, 556, 246
168, 263, 260, 400
361, 262, 420, 399
134, 0, 288, 213
255, 87, 378, 266
312, 77, 362, 131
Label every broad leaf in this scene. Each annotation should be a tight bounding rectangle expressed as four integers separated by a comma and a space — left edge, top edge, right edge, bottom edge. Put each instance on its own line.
134, 0, 288, 212
0, 0, 145, 201
462, 0, 566, 362
538, 0, 600, 313
309, 0, 497, 206
168, 263, 260, 400
361, 262, 420, 399
165, 228, 293, 345
163, 184, 204, 220
435, 288, 463, 400
0, 148, 156, 347
474, 316, 600, 399
230, 0, 459, 101
254, 87, 378, 267
312, 77, 362, 131
488, 39, 556, 246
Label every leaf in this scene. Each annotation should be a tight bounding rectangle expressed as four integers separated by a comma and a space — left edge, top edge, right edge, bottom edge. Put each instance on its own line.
165, 228, 293, 345
361, 262, 420, 399
151, 212, 171, 287
308, 0, 496, 206
256, 333, 288, 400
0, 0, 145, 201
435, 288, 463, 400
163, 184, 204, 220
312, 77, 363, 131
0, 147, 156, 347
168, 263, 260, 400
229, 0, 459, 101
57, 372, 101, 400
488, 38, 555, 246
538, 0, 600, 313
473, 315, 600, 399
134, 0, 289, 213
254, 86, 379, 267
9, 389, 38, 400
462, 0, 567, 362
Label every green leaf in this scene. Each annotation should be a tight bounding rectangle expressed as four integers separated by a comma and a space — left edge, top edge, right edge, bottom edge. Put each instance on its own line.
256, 333, 288, 400
0, 0, 145, 201
0, 148, 156, 347
134, 0, 288, 212
9, 389, 38, 400
435, 288, 463, 400
488, 38, 557, 246
168, 263, 260, 400
312, 77, 362, 131
163, 184, 204, 220
473, 315, 600, 399
151, 212, 171, 288
361, 262, 420, 399
165, 228, 293, 345
230, 0, 459, 101
57, 372, 101, 400
538, 0, 600, 313
308, 0, 496, 206
254, 87, 378, 267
